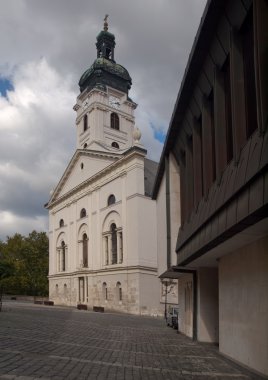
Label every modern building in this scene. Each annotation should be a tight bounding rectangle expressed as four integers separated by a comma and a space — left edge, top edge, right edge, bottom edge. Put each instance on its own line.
45, 18, 161, 316
153, 0, 268, 376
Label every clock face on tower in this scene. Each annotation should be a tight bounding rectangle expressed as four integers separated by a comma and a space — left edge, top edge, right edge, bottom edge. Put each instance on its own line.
82, 98, 89, 110
109, 96, 120, 109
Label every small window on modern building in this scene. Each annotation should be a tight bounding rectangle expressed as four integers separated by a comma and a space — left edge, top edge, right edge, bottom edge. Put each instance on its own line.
59, 219, 64, 228
80, 208, 86, 218
107, 194, 116, 206
111, 112, 119, 130
83, 114, 88, 132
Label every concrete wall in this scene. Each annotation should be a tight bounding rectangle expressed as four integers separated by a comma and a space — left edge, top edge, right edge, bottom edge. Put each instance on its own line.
178, 273, 193, 338
197, 267, 219, 343
219, 235, 268, 376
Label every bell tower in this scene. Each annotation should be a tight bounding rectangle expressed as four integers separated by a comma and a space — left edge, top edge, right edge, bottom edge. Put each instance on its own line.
73, 16, 137, 153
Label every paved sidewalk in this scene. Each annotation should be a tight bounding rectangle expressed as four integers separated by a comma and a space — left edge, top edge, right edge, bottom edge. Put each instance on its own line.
0, 301, 264, 379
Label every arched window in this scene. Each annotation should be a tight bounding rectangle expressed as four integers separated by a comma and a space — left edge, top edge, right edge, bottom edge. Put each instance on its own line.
59, 219, 64, 228
64, 284, 67, 297
102, 282, 108, 301
111, 223, 117, 264
80, 208, 86, 218
107, 194, 116, 206
111, 142, 119, 149
82, 233, 88, 268
111, 112, 119, 130
83, 143, 88, 149
116, 281, 122, 301
55, 284, 59, 296
61, 241, 66, 271
83, 114, 88, 132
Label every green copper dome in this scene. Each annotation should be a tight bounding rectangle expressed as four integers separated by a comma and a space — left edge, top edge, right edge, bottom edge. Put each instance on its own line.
79, 57, 132, 93
78, 20, 132, 94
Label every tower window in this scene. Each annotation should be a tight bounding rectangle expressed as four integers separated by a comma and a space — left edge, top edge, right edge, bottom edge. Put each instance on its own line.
107, 194, 116, 206
111, 142, 119, 149
83, 143, 88, 149
81, 163, 84, 170
83, 114, 88, 132
111, 113, 119, 130
80, 208, 86, 218
59, 219, 64, 228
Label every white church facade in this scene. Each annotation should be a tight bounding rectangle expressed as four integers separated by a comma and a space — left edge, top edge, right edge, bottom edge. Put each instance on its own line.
46, 19, 162, 315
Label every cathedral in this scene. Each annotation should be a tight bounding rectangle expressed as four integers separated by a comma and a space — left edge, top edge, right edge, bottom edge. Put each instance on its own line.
46, 18, 161, 315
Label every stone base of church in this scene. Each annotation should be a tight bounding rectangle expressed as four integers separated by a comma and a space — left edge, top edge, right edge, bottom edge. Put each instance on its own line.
49, 268, 163, 316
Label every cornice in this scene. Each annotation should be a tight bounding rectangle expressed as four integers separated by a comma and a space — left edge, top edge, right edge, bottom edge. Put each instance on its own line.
48, 265, 157, 278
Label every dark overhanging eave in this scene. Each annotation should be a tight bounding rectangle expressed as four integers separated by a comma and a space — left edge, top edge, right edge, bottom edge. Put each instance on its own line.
152, 0, 224, 200
159, 265, 196, 279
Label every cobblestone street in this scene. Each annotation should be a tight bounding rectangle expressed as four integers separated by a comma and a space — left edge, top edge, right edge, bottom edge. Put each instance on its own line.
0, 302, 264, 380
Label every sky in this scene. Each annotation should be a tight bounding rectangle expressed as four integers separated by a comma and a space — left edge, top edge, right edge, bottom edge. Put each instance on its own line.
0, 0, 207, 240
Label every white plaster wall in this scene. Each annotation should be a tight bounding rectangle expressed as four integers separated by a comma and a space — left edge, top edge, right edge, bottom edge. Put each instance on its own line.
178, 274, 193, 338
75, 89, 135, 150
59, 155, 113, 197
126, 165, 145, 196
136, 197, 157, 268
139, 272, 162, 316
197, 267, 219, 343
156, 173, 167, 276
219, 235, 268, 376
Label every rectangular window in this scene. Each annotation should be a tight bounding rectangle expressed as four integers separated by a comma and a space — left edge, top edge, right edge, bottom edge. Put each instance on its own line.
197, 116, 204, 197
241, 7, 258, 138
223, 57, 234, 163
209, 91, 216, 182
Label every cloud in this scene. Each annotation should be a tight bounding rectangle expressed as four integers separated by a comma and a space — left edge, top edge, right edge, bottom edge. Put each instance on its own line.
0, 0, 206, 239
0, 59, 76, 238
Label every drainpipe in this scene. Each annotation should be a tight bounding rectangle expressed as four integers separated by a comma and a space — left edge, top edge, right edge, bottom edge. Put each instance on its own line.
165, 156, 171, 269
192, 270, 197, 341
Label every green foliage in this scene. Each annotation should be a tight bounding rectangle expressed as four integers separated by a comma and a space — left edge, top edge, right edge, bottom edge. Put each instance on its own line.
0, 231, 49, 296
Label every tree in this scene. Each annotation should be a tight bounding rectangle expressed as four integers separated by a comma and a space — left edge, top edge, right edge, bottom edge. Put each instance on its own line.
0, 231, 49, 296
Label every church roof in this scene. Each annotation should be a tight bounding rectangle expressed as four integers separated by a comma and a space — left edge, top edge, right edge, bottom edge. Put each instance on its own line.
144, 158, 159, 197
